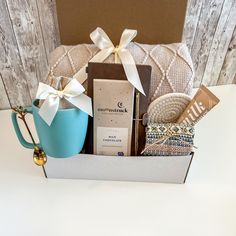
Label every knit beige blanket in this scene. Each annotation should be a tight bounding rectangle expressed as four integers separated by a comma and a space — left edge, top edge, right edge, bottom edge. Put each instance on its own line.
47, 42, 194, 103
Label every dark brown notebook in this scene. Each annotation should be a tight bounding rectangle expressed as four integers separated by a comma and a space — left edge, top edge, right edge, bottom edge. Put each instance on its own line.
85, 62, 152, 155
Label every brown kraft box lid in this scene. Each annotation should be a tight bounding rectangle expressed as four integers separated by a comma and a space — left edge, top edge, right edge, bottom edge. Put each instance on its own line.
56, 0, 187, 44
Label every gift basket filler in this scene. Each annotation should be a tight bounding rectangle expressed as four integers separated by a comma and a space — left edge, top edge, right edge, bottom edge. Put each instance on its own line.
11, 1, 220, 183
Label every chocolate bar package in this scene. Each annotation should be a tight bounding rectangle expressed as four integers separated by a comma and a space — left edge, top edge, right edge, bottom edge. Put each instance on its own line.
86, 62, 152, 155
93, 79, 134, 156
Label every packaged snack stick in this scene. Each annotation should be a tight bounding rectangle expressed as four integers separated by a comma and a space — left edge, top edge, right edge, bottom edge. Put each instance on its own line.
177, 85, 220, 125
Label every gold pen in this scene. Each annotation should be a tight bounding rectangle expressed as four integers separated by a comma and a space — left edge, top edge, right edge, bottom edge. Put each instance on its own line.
135, 92, 140, 156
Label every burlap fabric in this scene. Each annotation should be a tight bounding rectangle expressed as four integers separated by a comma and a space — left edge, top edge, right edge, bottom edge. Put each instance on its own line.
47, 42, 194, 103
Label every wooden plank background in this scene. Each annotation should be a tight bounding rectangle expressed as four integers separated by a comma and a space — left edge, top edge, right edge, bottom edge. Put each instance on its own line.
0, 0, 236, 109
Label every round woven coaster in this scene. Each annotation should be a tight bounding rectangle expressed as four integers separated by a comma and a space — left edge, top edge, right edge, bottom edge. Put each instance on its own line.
147, 93, 191, 123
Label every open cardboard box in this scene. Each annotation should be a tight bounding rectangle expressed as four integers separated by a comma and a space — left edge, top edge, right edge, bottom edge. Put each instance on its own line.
44, 0, 194, 183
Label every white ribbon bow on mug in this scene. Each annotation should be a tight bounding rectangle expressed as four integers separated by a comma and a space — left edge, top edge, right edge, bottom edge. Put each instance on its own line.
74, 27, 145, 95
36, 78, 93, 126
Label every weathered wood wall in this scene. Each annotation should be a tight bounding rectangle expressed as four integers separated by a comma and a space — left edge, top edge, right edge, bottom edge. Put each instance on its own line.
0, 0, 236, 109
183, 0, 236, 87
0, 0, 60, 109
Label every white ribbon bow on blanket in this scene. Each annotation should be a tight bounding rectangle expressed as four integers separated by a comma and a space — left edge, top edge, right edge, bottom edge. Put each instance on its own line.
36, 78, 93, 126
74, 27, 145, 95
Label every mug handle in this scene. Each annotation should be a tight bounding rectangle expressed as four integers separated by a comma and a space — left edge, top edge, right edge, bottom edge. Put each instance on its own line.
11, 107, 39, 149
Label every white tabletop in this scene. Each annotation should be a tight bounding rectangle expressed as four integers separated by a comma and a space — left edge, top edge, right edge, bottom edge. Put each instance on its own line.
0, 85, 236, 236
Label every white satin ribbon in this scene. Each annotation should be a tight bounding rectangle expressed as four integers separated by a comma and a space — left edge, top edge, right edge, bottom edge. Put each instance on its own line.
74, 27, 145, 95
36, 78, 93, 126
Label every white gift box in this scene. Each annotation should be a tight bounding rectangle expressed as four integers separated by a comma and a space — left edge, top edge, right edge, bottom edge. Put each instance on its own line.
43, 0, 193, 184
43, 153, 194, 184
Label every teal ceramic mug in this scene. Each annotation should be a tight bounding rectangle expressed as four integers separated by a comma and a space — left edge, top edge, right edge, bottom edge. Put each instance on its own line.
11, 99, 88, 158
